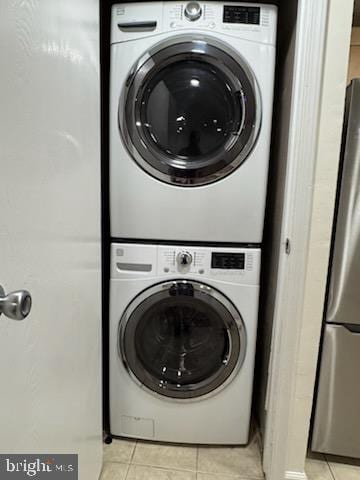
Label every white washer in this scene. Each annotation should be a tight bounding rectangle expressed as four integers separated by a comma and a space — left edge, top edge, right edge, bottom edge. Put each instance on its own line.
110, 242, 261, 444
110, 2, 277, 243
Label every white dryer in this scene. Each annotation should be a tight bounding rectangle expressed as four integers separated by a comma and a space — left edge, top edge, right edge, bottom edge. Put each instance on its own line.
109, 242, 261, 444
110, 2, 277, 243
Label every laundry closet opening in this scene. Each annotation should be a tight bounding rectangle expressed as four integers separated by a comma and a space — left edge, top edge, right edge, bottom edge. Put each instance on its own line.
100, 0, 299, 476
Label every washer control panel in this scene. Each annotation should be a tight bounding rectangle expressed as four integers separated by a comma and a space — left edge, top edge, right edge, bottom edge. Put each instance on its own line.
157, 245, 260, 284
165, 2, 216, 29
223, 5, 260, 25
159, 247, 207, 274
184, 2, 202, 21
211, 252, 245, 269
177, 251, 193, 267
111, 243, 261, 285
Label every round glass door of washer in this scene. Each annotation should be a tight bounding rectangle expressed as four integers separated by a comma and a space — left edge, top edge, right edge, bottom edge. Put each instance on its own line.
120, 37, 261, 186
119, 280, 247, 399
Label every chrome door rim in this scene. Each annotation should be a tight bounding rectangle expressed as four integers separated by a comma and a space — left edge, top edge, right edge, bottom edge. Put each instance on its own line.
119, 35, 261, 187
118, 280, 247, 401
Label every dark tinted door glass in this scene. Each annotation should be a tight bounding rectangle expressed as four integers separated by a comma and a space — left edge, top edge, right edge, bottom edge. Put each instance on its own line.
141, 60, 241, 161
136, 296, 227, 385
122, 40, 259, 186
122, 283, 241, 399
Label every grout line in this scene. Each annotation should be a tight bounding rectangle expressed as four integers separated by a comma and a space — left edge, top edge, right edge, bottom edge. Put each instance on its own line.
101, 461, 132, 480
103, 460, 131, 465
129, 439, 137, 464
124, 462, 131, 480
196, 445, 199, 473
124, 462, 200, 476
127, 461, 197, 474
125, 440, 137, 480
197, 474, 263, 480
195, 468, 263, 480
325, 455, 337, 480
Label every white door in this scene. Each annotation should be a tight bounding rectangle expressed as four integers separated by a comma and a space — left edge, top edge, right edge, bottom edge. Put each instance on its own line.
0, 1, 102, 479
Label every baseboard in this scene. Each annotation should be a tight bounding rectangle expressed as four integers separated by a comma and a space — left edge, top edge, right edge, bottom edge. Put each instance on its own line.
284, 471, 308, 480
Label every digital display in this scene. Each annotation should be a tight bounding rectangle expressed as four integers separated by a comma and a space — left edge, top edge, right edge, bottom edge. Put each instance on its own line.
223, 6, 261, 25
211, 253, 245, 270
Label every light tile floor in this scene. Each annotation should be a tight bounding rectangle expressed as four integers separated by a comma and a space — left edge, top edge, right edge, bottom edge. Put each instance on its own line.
101, 433, 264, 480
306, 452, 360, 480
102, 437, 360, 479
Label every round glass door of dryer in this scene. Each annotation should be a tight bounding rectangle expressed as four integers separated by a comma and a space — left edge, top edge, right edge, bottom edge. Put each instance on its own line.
120, 37, 261, 186
119, 280, 246, 399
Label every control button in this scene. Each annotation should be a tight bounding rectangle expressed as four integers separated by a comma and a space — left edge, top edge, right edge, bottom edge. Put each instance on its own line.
184, 1, 202, 21
208, 21, 216, 28
177, 251, 193, 267
199, 269, 205, 274
164, 267, 170, 273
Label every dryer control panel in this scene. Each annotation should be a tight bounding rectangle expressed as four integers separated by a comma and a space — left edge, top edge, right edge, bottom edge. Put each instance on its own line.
111, 2, 277, 46
163, 2, 276, 35
111, 243, 261, 286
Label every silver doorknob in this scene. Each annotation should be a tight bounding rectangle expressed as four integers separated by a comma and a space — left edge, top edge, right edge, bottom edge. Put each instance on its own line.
0, 285, 32, 320
184, 2, 202, 21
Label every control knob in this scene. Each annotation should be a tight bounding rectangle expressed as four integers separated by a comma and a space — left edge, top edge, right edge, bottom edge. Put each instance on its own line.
177, 251, 193, 267
184, 2, 202, 21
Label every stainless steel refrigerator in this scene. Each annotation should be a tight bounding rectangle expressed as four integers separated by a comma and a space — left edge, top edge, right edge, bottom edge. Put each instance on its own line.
312, 78, 360, 458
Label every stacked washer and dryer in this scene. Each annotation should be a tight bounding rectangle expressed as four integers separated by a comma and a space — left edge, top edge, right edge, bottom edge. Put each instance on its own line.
109, 2, 277, 444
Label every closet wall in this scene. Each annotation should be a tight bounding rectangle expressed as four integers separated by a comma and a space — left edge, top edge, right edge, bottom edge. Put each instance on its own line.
255, 0, 298, 437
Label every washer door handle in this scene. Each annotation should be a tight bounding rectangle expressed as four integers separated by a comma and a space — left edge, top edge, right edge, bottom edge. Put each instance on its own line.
169, 282, 194, 297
